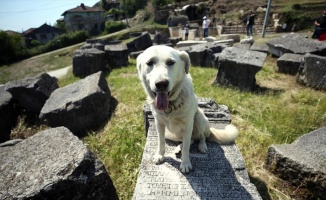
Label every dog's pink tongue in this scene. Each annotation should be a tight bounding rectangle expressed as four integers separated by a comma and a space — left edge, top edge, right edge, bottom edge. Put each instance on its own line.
155, 92, 169, 110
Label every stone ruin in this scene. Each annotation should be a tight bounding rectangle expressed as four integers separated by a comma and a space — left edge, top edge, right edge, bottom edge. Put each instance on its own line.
296, 54, 326, 90
213, 47, 267, 91
0, 70, 118, 198
5, 73, 59, 113
177, 42, 228, 68
265, 126, 326, 199
277, 53, 302, 75
73, 48, 106, 77
266, 33, 326, 90
0, 127, 118, 200
1, 71, 115, 142
40, 71, 112, 137
73, 32, 154, 78
266, 33, 326, 57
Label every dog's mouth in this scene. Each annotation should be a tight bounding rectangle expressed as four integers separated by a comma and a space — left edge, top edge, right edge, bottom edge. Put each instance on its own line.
152, 91, 170, 110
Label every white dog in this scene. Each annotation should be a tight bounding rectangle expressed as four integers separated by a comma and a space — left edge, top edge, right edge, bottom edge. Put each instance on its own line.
136, 45, 239, 173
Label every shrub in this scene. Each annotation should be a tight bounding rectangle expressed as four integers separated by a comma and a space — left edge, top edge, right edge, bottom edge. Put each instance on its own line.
105, 21, 127, 33
30, 40, 41, 47
151, 0, 172, 8
0, 31, 28, 65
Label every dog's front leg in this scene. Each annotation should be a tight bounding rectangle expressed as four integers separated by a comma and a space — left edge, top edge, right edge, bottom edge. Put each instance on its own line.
153, 121, 165, 164
180, 125, 193, 173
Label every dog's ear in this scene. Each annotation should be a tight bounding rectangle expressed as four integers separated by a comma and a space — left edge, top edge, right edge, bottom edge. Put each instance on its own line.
178, 50, 190, 74
136, 53, 143, 77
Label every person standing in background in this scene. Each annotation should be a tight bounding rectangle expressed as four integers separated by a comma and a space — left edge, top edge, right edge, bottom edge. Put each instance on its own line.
245, 10, 255, 38
185, 23, 189, 40
202, 16, 211, 38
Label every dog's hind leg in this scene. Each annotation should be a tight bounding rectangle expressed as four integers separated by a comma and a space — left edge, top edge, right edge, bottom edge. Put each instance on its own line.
198, 137, 208, 153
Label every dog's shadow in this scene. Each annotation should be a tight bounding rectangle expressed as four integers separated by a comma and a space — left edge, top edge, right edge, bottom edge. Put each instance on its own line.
161, 139, 261, 199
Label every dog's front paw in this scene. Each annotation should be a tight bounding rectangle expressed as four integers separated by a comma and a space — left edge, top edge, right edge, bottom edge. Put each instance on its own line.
180, 161, 192, 173
153, 154, 164, 164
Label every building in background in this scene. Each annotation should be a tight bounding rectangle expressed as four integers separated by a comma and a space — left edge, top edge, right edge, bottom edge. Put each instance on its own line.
22, 24, 64, 46
61, 3, 105, 33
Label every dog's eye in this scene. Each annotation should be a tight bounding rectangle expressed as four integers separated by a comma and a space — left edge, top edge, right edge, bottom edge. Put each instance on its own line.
166, 60, 175, 66
146, 61, 154, 66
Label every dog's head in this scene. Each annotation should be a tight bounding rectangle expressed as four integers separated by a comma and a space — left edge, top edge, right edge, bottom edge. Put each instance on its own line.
136, 45, 191, 110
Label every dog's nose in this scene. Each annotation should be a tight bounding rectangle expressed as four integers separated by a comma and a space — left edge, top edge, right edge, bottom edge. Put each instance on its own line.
155, 80, 169, 91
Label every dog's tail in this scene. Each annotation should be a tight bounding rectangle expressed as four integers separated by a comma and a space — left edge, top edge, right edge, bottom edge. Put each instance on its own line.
208, 124, 239, 144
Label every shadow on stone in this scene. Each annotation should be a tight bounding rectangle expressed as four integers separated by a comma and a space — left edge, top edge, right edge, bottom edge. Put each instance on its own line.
161, 140, 260, 199
253, 85, 285, 96
79, 95, 118, 138
212, 83, 284, 96
249, 175, 272, 200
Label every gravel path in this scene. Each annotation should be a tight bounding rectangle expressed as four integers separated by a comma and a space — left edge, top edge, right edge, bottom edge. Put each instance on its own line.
47, 66, 71, 79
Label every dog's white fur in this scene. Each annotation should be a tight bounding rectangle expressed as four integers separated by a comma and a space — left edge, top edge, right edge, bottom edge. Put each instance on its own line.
137, 45, 239, 173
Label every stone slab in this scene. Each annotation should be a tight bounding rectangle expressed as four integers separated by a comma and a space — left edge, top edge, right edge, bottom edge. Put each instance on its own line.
276, 53, 303, 75
220, 34, 240, 43
265, 126, 326, 199
250, 43, 270, 54
266, 33, 326, 57
133, 98, 262, 200
0, 127, 118, 200
176, 41, 207, 48
213, 47, 267, 91
213, 39, 234, 47
296, 54, 326, 90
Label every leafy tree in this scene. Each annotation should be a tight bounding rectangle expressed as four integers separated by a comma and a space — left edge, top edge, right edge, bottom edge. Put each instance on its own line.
0, 31, 27, 65
54, 21, 66, 32
101, 0, 110, 11
151, 0, 172, 8
105, 21, 127, 33
120, 0, 147, 17
30, 40, 41, 47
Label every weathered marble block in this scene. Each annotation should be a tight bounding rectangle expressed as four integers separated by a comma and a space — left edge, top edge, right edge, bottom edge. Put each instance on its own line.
220, 34, 240, 43
296, 54, 326, 90
266, 33, 326, 57
105, 44, 129, 69
277, 53, 303, 75
133, 98, 262, 200
213, 47, 267, 91
265, 126, 326, 199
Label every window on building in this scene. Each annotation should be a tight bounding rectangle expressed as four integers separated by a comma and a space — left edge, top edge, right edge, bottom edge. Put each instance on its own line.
78, 24, 84, 30
40, 34, 47, 40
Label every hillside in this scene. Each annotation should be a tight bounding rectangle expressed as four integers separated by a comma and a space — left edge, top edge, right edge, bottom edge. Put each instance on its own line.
158, 0, 326, 30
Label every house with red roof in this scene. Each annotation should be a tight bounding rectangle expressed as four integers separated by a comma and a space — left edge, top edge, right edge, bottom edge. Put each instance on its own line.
62, 3, 105, 33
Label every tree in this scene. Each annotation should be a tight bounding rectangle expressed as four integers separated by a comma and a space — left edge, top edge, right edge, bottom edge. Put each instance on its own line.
120, 0, 147, 17
54, 21, 66, 32
0, 31, 27, 65
151, 0, 172, 8
101, 0, 109, 11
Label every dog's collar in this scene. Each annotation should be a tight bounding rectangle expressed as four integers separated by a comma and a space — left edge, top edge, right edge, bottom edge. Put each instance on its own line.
163, 93, 185, 114
164, 103, 176, 114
